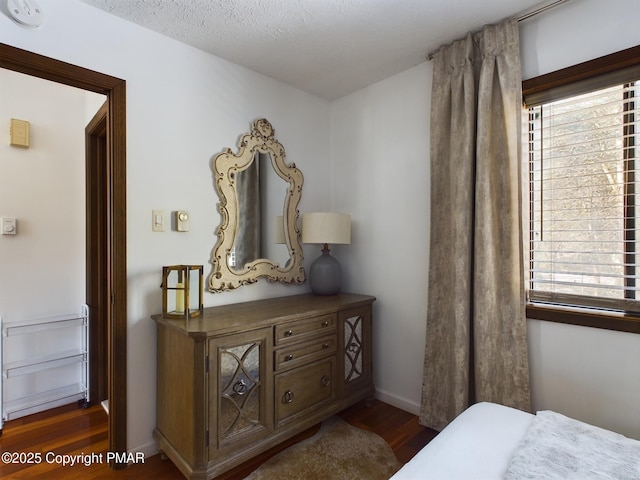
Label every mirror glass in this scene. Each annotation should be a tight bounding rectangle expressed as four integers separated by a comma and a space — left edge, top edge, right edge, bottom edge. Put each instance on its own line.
231, 152, 290, 270
209, 119, 305, 292
219, 342, 261, 438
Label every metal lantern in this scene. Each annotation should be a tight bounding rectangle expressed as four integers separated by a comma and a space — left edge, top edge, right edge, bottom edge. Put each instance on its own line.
161, 265, 203, 319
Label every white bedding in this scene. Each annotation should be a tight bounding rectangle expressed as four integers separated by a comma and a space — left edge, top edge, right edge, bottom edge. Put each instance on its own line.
504, 410, 640, 479
391, 402, 640, 480
390, 402, 533, 480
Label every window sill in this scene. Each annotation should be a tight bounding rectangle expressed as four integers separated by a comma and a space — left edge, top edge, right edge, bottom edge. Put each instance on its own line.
526, 303, 640, 334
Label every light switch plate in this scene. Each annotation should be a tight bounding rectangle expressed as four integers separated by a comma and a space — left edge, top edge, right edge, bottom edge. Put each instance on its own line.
152, 210, 165, 232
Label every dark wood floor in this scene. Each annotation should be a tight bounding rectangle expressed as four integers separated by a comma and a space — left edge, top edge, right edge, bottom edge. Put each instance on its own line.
0, 400, 437, 479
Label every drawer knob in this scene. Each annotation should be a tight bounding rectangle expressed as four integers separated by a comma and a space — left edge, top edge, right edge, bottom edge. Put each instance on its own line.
322, 343, 329, 350
284, 330, 293, 337
285, 354, 294, 361
282, 390, 294, 404
321, 375, 330, 387
321, 321, 329, 327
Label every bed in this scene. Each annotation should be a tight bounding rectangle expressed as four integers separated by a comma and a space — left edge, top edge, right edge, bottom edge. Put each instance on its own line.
390, 402, 640, 479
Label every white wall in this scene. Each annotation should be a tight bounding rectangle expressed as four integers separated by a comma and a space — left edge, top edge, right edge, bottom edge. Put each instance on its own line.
331, 0, 640, 440
0, 69, 104, 409
330, 64, 431, 413
0, 0, 331, 454
0, 69, 100, 320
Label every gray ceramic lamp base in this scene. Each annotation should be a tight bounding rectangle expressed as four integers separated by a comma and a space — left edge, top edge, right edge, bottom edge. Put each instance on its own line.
309, 248, 343, 295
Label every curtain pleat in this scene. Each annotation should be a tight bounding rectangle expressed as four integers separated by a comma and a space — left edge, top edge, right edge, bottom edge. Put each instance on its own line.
420, 19, 531, 431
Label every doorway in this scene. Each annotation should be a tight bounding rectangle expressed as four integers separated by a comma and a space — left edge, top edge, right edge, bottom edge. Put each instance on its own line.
0, 43, 127, 467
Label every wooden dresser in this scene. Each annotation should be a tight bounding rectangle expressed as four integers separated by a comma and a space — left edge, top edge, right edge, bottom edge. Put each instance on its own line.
151, 293, 376, 479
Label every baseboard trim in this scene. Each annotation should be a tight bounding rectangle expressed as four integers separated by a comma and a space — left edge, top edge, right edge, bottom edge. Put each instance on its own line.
374, 389, 420, 416
130, 439, 159, 459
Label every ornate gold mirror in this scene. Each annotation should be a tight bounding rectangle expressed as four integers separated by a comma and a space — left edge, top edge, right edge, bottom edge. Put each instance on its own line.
209, 119, 305, 292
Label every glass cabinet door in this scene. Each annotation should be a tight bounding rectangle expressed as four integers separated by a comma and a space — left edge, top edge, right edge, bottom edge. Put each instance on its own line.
209, 328, 273, 457
339, 307, 372, 392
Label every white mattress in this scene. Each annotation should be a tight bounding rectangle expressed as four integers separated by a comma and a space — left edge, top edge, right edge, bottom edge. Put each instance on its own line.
391, 402, 533, 480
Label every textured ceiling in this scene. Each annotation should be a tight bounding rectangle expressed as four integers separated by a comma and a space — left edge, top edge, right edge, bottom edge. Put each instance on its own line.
80, 0, 547, 100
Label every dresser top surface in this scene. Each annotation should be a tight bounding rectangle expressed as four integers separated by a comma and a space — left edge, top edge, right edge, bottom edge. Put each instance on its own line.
152, 292, 375, 337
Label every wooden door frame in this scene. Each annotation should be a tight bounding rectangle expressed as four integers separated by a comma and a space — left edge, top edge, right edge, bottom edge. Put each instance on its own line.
0, 43, 127, 467
86, 103, 109, 408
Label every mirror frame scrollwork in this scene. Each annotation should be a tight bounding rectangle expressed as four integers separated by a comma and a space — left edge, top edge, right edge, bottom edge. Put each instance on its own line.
209, 119, 305, 292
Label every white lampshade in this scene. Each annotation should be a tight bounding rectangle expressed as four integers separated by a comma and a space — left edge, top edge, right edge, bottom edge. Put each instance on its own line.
302, 212, 351, 245
274, 215, 286, 244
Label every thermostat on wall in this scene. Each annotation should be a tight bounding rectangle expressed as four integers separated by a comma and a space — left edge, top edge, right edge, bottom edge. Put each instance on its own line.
2, 217, 17, 235
175, 211, 190, 232
10, 118, 30, 148
7, 0, 44, 28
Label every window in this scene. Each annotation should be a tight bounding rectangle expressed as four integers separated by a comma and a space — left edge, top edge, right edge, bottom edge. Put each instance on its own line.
523, 46, 640, 333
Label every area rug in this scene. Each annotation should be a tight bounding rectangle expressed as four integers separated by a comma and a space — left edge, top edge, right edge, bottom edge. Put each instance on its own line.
244, 416, 402, 480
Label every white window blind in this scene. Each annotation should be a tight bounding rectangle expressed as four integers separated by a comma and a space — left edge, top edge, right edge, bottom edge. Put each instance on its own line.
526, 80, 640, 313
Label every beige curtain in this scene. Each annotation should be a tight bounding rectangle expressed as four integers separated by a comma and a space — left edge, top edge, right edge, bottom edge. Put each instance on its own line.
420, 19, 531, 431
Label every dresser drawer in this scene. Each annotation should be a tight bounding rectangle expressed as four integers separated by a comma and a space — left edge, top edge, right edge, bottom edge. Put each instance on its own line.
275, 357, 336, 425
274, 314, 335, 345
274, 334, 336, 371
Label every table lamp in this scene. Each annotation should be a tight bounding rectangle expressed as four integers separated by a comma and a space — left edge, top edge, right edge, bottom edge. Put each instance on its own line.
302, 212, 351, 295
